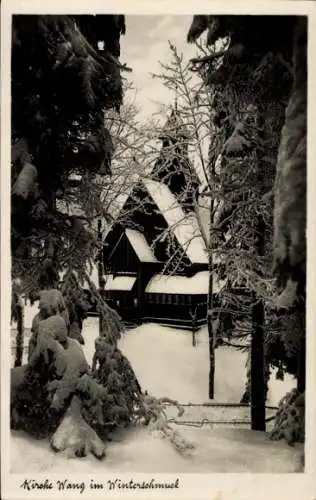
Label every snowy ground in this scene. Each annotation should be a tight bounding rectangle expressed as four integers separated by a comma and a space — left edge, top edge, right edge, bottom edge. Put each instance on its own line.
10, 306, 303, 473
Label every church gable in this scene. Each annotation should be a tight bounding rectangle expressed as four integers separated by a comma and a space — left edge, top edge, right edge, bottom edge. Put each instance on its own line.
142, 179, 208, 266
121, 185, 174, 263
105, 229, 139, 274
102, 108, 208, 275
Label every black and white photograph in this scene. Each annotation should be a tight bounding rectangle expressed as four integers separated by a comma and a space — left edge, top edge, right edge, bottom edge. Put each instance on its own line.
1, 1, 315, 498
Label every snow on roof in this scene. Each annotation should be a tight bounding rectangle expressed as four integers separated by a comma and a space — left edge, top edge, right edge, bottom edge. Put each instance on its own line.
145, 271, 225, 295
103, 274, 137, 291
142, 178, 208, 264
125, 228, 158, 263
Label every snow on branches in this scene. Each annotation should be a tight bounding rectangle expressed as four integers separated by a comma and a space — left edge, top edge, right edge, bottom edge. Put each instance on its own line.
273, 17, 307, 303
11, 15, 127, 291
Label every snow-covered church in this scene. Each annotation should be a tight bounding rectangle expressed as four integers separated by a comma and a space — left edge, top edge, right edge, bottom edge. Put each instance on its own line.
97, 108, 214, 329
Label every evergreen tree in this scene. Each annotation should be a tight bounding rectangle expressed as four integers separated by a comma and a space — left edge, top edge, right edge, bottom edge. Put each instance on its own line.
10, 17, 194, 457
187, 15, 306, 433
10, 14, 141, 457
11, 15, 126, 290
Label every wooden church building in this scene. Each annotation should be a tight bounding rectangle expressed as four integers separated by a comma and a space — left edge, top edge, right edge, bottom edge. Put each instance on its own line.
96, 109, 217, 330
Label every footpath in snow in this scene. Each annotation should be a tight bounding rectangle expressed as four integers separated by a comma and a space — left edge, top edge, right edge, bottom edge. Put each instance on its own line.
10, 310, 302, 473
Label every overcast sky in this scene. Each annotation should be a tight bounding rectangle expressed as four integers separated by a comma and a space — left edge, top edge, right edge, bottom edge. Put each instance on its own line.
118, 15, 210, 189
120, 15, 199, 120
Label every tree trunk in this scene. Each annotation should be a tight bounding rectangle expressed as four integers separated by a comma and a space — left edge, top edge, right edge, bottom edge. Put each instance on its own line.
251, 214, 266, 431
191, 307, 197, 347
14, 297, 24, 367
208, 288, 215, 398
251, 299, 266, 430
208, 198, 215, 399
97, 218, 104, 335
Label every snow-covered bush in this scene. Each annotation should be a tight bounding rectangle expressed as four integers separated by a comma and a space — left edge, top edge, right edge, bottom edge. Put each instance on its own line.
269, 389, 304, 446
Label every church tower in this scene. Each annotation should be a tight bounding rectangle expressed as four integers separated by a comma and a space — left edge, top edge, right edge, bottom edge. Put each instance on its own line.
151, 105, 199, 212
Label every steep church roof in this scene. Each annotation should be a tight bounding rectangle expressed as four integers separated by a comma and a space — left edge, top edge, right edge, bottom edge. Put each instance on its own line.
142, 178, 208, 265
100, 107, 208, 269
159, 108, 189, 141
